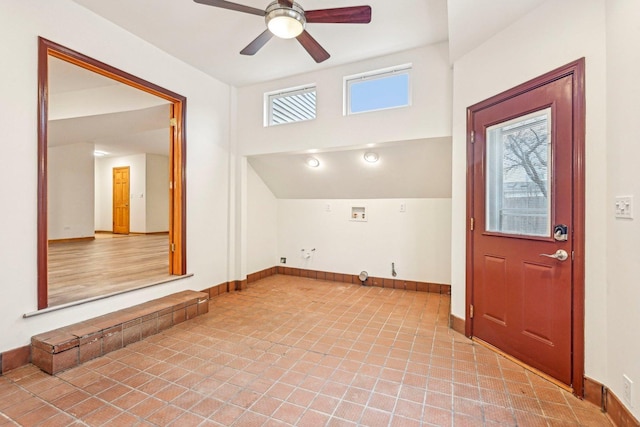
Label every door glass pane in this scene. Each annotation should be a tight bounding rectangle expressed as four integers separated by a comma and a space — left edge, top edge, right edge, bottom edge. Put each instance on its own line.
486, 108, 551, 237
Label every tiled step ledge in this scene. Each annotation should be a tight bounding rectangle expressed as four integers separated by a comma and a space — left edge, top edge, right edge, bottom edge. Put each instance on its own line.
31, 290, 209, 375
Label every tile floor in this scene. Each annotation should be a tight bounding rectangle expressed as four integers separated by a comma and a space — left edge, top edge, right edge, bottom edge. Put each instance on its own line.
0, 275, 611, 426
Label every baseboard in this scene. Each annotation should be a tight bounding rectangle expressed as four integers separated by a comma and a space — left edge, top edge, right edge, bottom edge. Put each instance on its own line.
129, 231, 170, 235
247, 267, 278, 285
272, 266, 451, 294
449, 313, 465, 335
48, 236, 94, 244
584, 376, 640, 427
584, 376, 605, 409
0, 345, 30, 374
94, 231, 169, 235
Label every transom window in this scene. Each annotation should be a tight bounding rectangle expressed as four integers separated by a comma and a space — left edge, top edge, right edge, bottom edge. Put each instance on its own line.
265, 85, 316, 126
344, 64, 412, 115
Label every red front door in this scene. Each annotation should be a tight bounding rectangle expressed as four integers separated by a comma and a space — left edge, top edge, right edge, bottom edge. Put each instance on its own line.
467, 60, 585, 390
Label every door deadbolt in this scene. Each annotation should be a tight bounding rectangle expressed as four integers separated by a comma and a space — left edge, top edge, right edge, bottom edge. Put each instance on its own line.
553, 224, 568, 241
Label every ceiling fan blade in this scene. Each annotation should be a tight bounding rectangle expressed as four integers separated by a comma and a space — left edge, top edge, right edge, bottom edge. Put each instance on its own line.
193, 0, 264, 16
240, 29, 275, 55
296, 30, 330, 63
305, 6, 372, 24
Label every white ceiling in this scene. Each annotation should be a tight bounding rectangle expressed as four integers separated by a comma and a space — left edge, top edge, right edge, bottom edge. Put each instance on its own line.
52, 0, 547, 198
249, 138, 452, 199
70, 0, 547, 87
73, 0, 449, 87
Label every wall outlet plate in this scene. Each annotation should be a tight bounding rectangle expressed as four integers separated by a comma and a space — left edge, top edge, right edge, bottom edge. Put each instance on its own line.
280, 257, 286, 264
615, 196, 634, 219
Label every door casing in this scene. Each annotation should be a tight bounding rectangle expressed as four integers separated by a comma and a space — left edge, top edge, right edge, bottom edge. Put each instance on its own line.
465, 59, 585, 396
37, 37, 187, 309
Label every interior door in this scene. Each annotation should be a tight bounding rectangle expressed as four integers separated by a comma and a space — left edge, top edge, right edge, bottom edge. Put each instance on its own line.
467, 61, 585, 390
112, 166, 130, 234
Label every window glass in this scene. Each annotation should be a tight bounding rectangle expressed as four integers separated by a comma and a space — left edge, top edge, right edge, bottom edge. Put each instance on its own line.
266, 86, 316, 126
344, 65, 411, 115
486, 108, 552, 237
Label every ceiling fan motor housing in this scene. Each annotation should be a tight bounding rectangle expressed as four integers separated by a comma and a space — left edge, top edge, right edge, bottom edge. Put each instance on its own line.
265, 1, 306, 38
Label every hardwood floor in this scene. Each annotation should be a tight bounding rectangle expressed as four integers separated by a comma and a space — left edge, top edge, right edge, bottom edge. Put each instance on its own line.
48, 233, 170, 307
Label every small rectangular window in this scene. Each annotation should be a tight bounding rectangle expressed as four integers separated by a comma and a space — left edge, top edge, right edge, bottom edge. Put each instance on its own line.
344, 64, 411, 115
265, 85, 316, 126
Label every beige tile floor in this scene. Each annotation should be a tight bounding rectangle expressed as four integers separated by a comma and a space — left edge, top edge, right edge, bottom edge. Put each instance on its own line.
0, 275, 611, 426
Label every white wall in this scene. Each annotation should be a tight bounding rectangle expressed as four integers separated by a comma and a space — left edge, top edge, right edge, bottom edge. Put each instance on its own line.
145, 154, 169, 233
605, 0, 640, 415
278, 199, 451, 284
48, 143, 95, 240
236, 44, 452, 156
450, 0, 608, 387
95, 154, 170, 233
238, 42, 454, 285
246, 164, 278, 273
0, 0, 231, 353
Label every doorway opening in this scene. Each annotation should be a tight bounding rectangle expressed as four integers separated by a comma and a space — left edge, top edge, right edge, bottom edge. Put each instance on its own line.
38, 38, 187, 310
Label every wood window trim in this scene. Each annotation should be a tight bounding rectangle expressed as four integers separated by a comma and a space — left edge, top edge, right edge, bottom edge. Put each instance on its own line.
37, 37, 187, 310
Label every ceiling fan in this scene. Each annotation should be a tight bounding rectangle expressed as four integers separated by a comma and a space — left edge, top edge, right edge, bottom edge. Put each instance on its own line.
193, 0, 372, 63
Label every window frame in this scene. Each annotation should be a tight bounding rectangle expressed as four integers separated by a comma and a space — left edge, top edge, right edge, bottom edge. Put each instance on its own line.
343, 64, 412, 116
264, 84, 317, 127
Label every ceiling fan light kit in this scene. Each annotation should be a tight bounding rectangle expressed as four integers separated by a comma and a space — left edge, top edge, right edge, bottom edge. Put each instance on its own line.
194, 0, 371, 63
265, 1, 306, 39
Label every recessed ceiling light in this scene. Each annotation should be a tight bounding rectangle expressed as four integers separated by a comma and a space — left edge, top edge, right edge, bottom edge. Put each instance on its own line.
305, 156, 320, 168
363, 152, 379, 163
94, 150, 108, 157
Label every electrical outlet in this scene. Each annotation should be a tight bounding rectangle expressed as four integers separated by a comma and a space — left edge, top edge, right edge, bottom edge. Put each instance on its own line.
280, 257, 286, 264
615, 196, 634, 219
623, 374, 633, 405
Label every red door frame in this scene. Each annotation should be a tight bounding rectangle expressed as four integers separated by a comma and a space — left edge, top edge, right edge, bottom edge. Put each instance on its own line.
465, 59, 585, 396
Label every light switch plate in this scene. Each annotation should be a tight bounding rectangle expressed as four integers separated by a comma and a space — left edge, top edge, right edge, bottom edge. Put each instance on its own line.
615, 196, 634, 219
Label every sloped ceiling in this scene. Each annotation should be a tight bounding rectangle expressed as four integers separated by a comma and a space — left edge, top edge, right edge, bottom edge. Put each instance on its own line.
447, 0, 547, 63
248, 138, 451, 199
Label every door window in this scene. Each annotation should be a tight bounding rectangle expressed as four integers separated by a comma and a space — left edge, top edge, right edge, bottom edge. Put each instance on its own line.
485, 108, 552, 237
